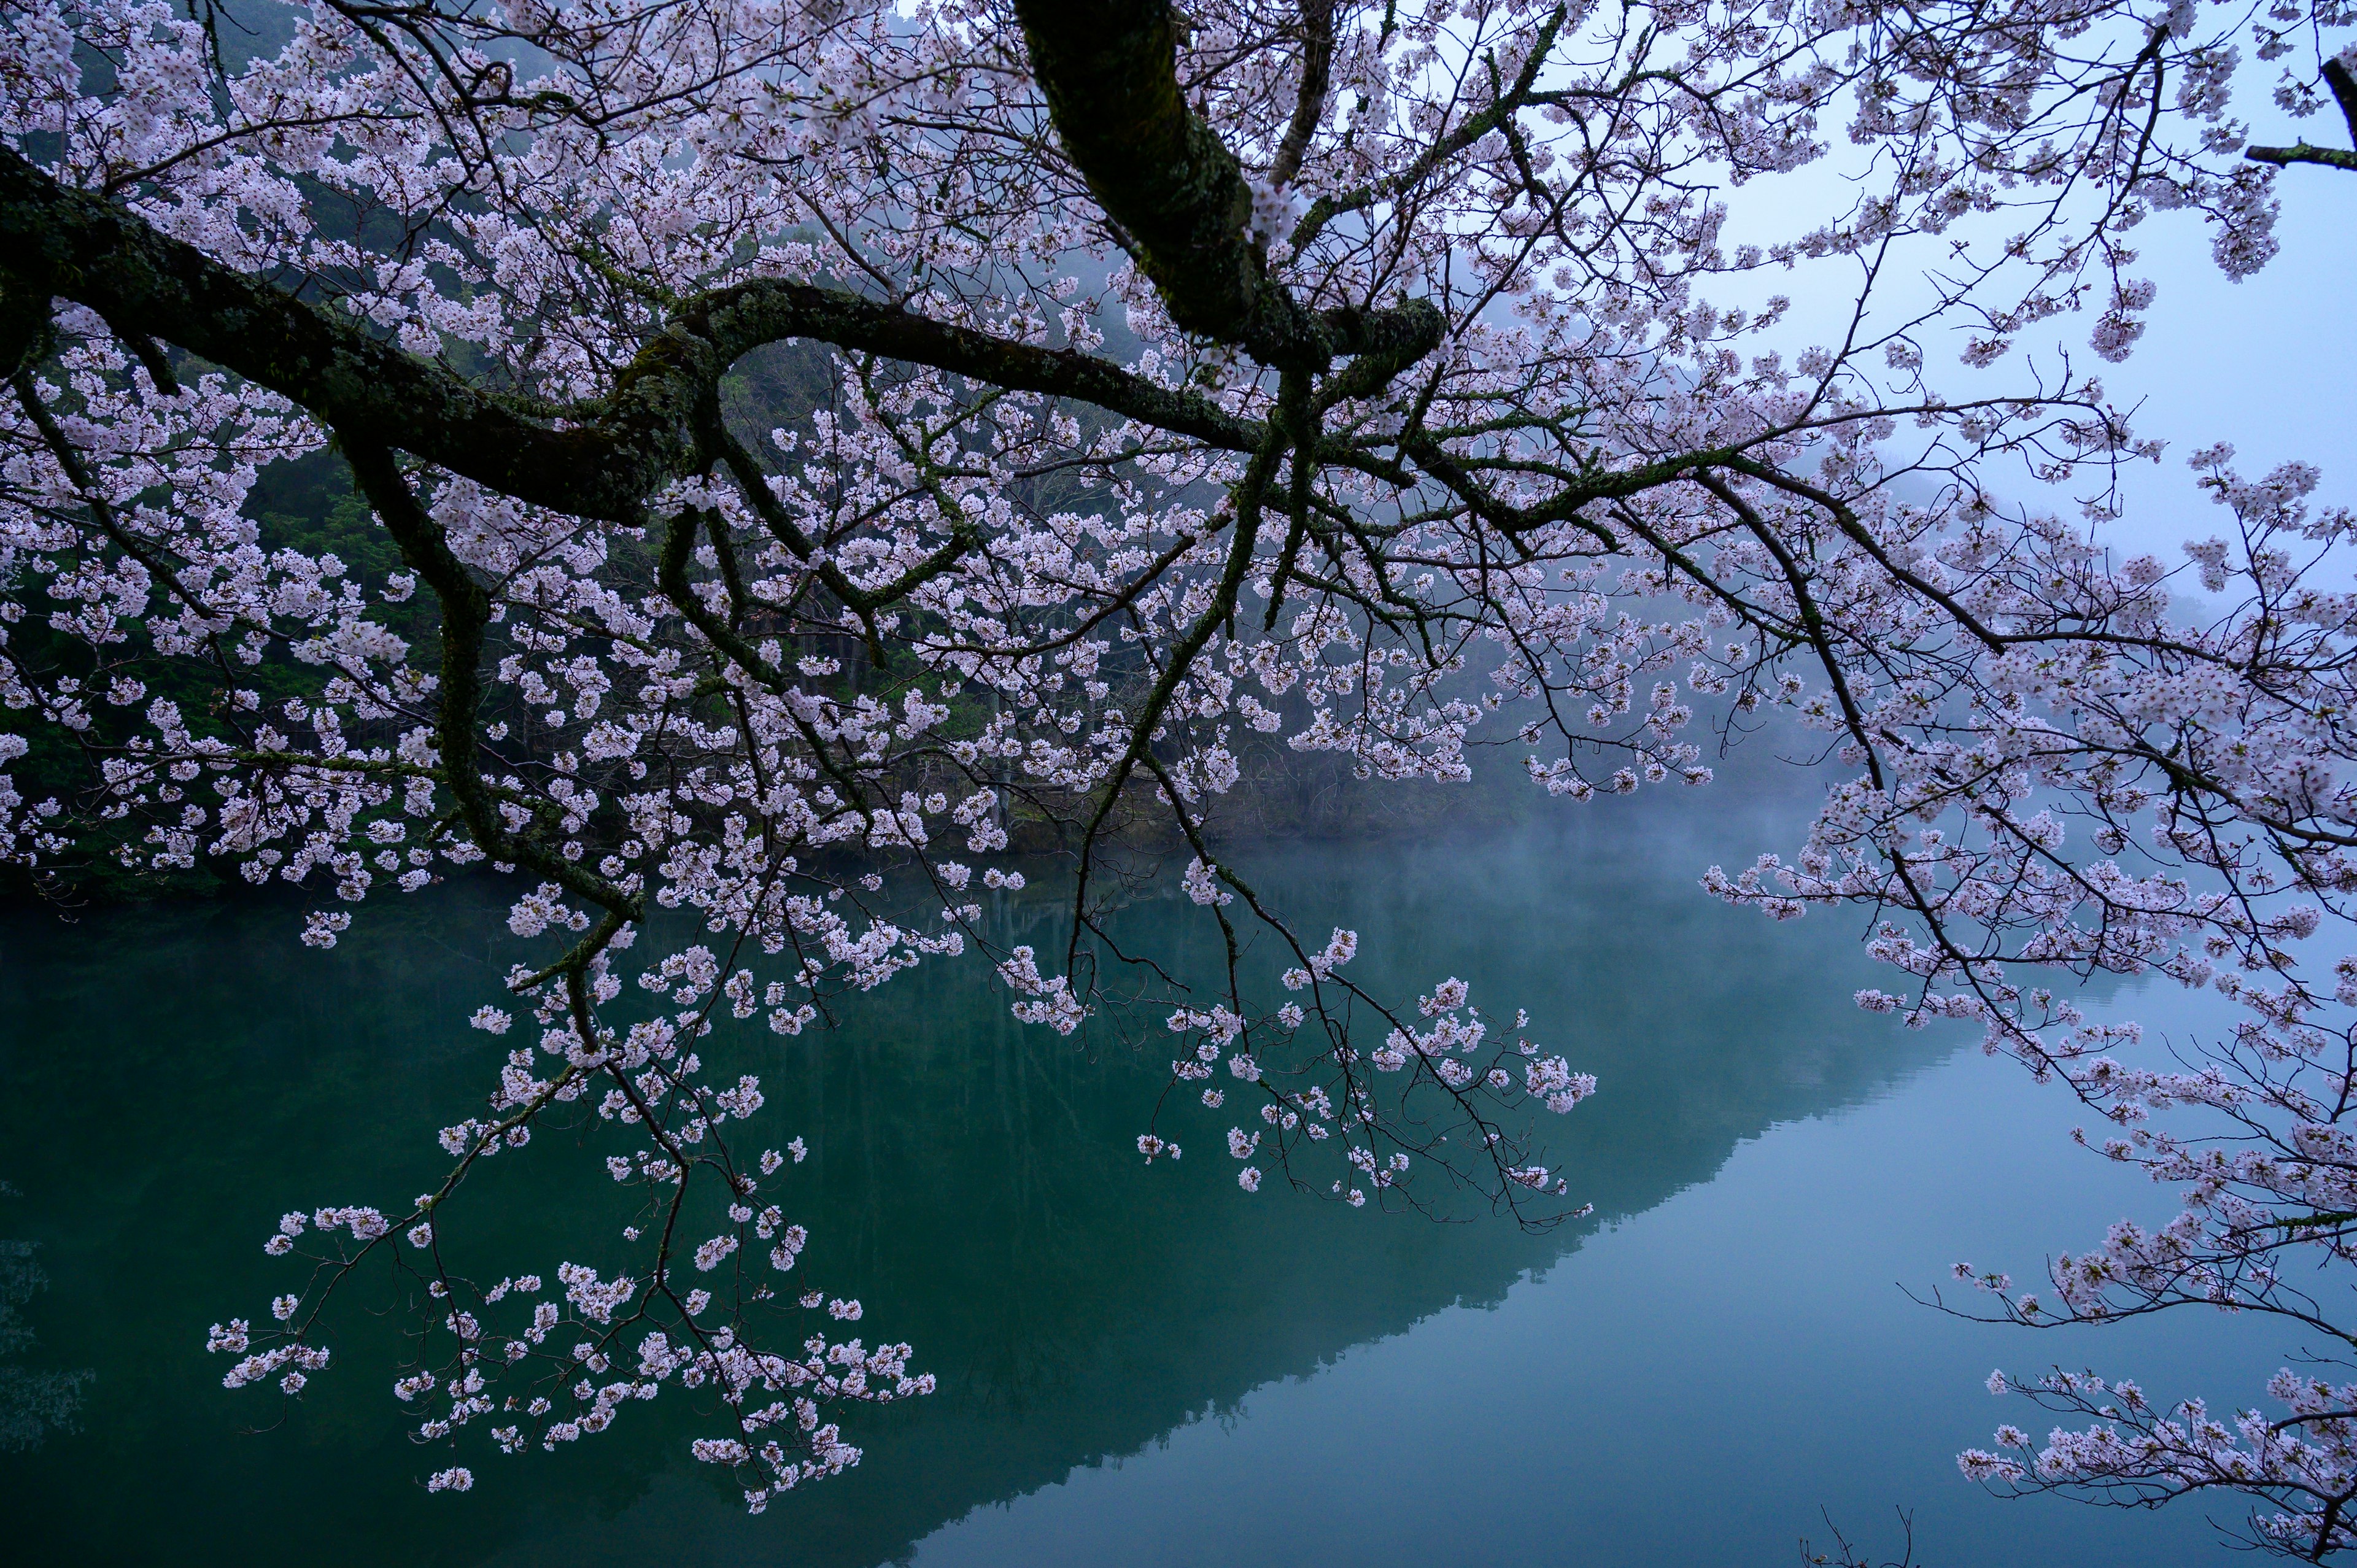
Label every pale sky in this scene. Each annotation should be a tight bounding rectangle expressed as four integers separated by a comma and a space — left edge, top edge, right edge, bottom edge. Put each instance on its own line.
1702, 90, 2357, 568
2092, 171, 2356, 560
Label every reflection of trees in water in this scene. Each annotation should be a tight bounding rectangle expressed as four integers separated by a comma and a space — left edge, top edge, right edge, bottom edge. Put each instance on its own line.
0, 1183, 90, 1452
0, 805, 2054, 1565
500, 809, 2002, 1568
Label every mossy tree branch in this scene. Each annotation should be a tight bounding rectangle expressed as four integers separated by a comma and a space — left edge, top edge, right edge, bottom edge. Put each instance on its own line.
0, 143, 1264, 519
2248, 58, 2357, 172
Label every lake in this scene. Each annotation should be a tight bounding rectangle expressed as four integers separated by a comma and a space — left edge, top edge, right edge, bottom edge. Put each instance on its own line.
0, 783, 2282, 1564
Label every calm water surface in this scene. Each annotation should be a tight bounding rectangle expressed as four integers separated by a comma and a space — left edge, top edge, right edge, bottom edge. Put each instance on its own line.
0, 791, 2283, 1564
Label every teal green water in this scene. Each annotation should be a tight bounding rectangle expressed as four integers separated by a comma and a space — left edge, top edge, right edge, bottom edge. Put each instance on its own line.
0, 793, 2268, 1563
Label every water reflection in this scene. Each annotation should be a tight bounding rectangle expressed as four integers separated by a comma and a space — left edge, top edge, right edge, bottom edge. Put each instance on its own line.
0, 1184, 90, 1453
0, 796, 1960, 1566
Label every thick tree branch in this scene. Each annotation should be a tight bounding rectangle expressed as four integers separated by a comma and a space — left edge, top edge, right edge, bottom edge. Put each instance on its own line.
1012, 0, 1441, 372
344, 438, 641, 920
2248, 58, 2357, 171
1269, 0, 1335, 192
2245, 139, 2357, 171
0, 144, 1263, 517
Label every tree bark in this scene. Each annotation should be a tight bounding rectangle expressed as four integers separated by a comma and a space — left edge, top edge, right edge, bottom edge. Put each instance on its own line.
1013, 0, 1439, 372
0, 145, 1266, 517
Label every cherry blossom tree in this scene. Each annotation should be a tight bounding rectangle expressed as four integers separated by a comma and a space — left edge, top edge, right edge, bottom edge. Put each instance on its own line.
2, 0, 2356, 1544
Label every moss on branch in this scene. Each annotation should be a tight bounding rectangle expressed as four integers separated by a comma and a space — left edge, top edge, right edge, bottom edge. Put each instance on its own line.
0, 145, 1264, 519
